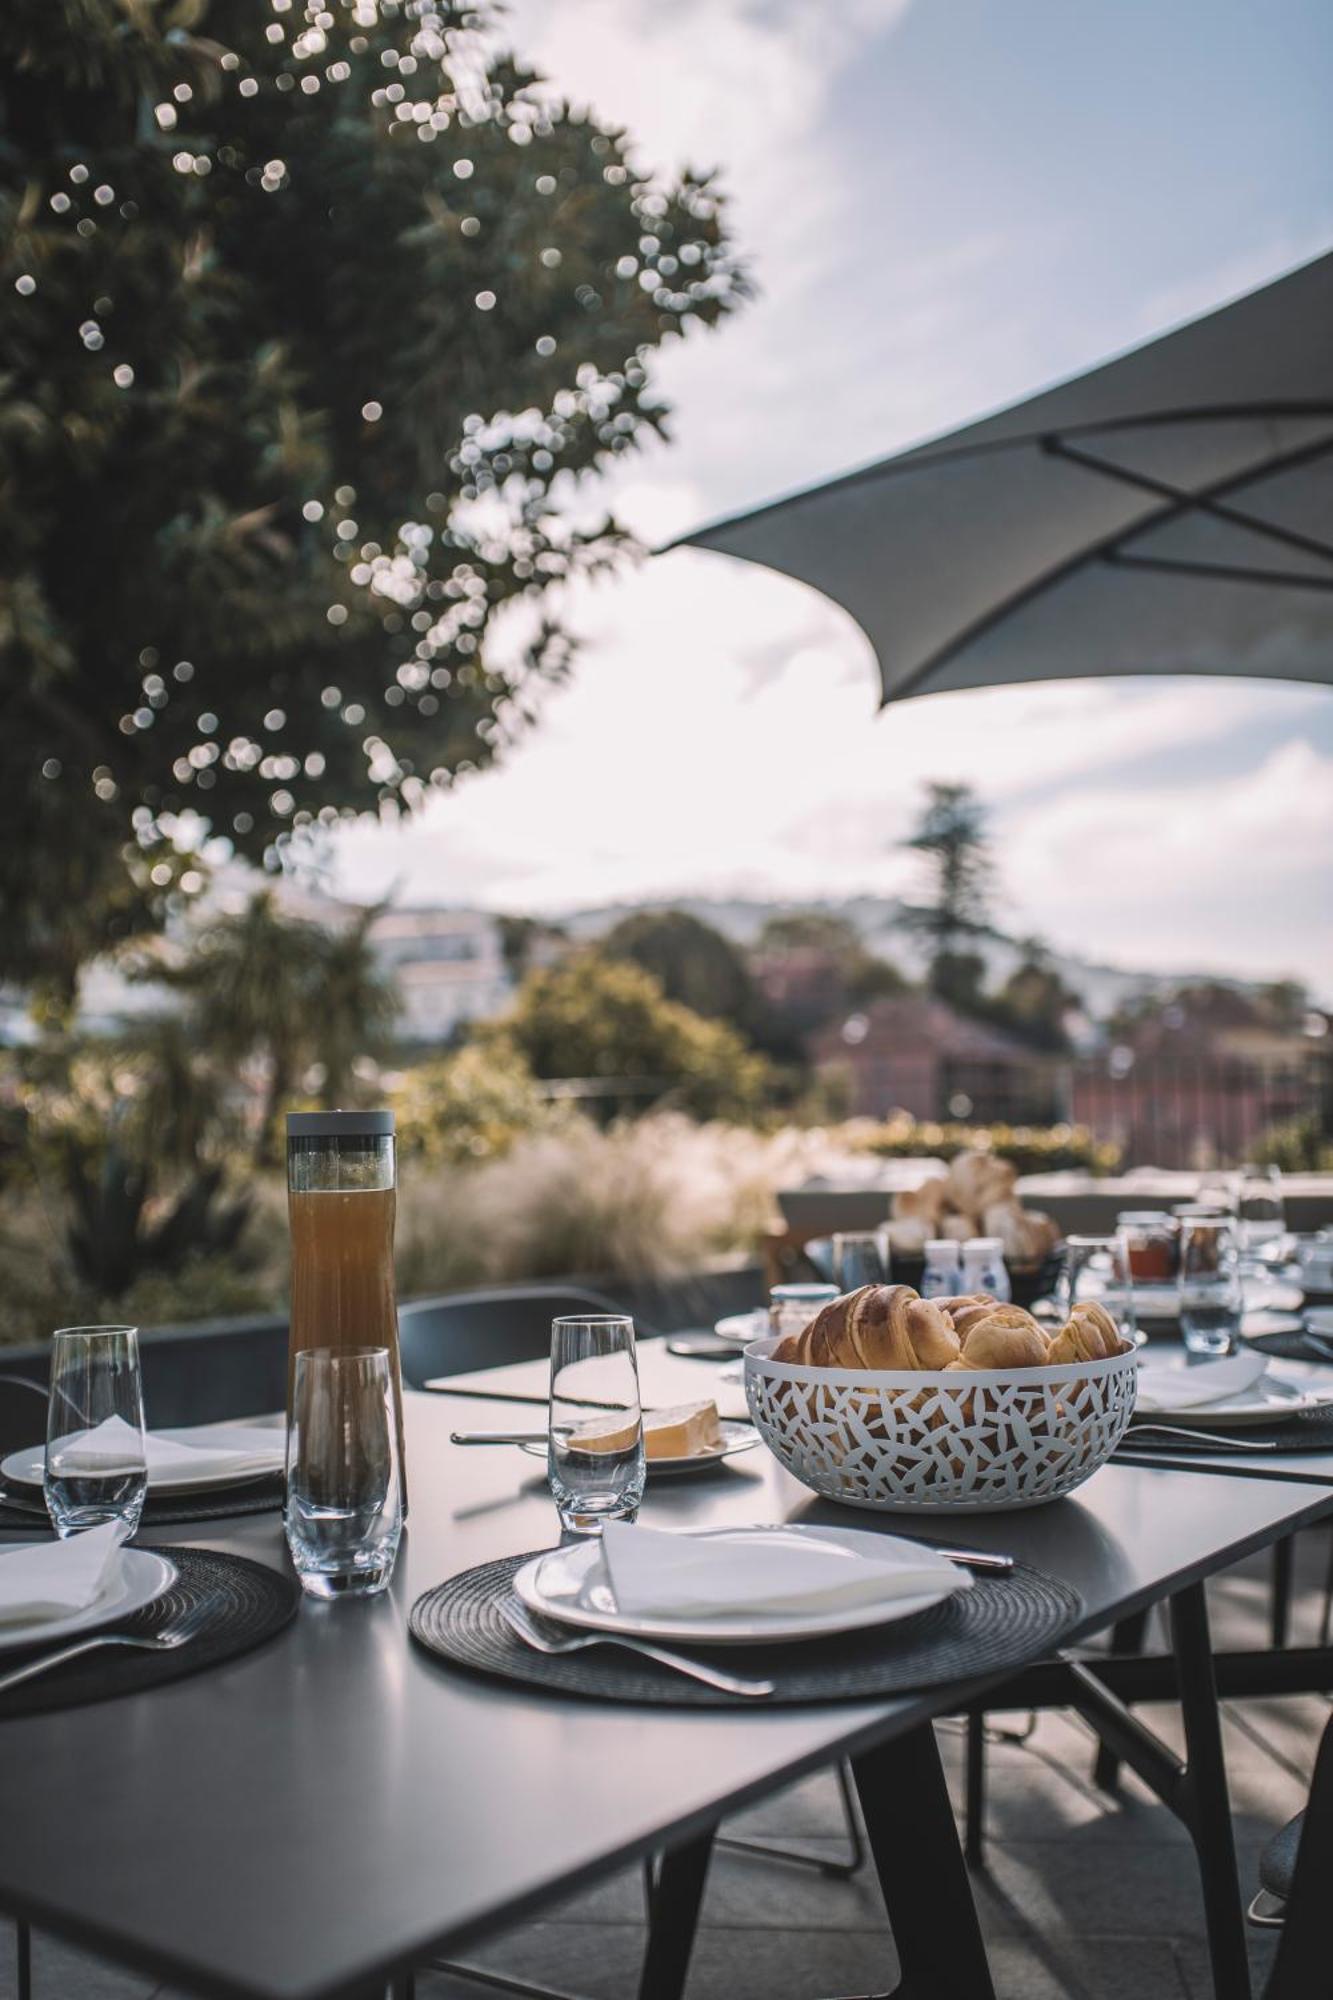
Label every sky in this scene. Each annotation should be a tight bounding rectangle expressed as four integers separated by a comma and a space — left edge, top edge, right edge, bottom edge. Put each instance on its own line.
331, 0, 1333, 995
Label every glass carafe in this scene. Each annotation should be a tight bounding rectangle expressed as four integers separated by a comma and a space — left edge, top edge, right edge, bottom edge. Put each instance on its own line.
287, 1110, 407, 1514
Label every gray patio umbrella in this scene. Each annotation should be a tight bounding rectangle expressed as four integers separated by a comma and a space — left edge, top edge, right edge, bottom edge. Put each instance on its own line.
675, 251, 1333, 704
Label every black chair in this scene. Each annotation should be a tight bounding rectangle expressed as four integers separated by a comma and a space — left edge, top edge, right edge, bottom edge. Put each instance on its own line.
398, 1283, 649, 1388
1252, 1706, 1333, 1996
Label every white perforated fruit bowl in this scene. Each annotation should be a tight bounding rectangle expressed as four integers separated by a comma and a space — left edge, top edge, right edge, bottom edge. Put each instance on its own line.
744, 1334, 1138, 1514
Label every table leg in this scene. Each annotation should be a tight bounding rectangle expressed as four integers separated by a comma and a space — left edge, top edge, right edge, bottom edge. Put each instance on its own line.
1169, 1583, 1251, 2000
16, 1919, 30, 2000
1269, 1535, 1294, 1651
964, 1712, 986, 1867
1092, 1608, 1151, 1792
851, 1723, 996, 2000
638, 1826, 714, 2000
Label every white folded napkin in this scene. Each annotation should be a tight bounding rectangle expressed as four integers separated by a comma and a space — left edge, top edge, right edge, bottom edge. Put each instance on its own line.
55, 1417, 284, 1485
0, 1519, 127, 1627
1134, 1352, 1269, 1414
597, 1520, 967, 1621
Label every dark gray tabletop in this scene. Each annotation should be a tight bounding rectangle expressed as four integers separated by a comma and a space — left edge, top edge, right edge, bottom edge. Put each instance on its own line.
1, 1373, 1330, 2000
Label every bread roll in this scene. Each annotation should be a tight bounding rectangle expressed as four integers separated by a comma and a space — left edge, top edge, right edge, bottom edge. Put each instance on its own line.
1048, 1300, 1123, 1362
947, 1150, 1016, 1219
959, 1306, 1050, 1369
884, 1216, 930, 1257
893, 1176, 951, 1227
982, 1200, 1060, 1266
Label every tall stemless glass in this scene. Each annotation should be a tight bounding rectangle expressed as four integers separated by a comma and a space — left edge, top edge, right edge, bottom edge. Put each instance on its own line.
548, 1316, 644, 1534
44, 1325, 148, 1539
286, 1346, 403, 1598
1179, 1216, 1243, 1356
287, 1110, 407, 1514
1237, 1164, 1285, 1266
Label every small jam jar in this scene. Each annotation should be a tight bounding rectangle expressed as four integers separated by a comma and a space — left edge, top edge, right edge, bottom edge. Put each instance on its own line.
769, 1283, 839, 1340
1117, 1211, 1179, 1284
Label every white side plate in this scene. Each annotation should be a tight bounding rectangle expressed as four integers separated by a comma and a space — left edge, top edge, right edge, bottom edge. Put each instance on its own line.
1132, 1374, 1333, 1429
714, 1311, 770, 1349
519, 1419, 760, 1479
0, 1547, 176, 1656
512, 1523, 966, 1646
2, 1431, 280, 1497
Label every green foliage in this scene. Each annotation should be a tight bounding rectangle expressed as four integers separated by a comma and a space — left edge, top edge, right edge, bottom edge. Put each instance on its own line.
63, 1143, 250, 1296
990, 946, 1077, 1053
755, 912, 864, 958
151, 890, 398, 1160
858, 1113, 1121, 1177
1253, 1113, 1333, 1173
391, 1039, 552, 1162
484, 951, 770, 1122
901, 782, 995, 992
0, 0, 747, 993
601, 908, 759, 1030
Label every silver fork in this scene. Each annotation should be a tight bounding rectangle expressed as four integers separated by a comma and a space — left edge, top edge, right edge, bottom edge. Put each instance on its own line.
0, 1593, 220, 1697
499, 1598, 775, 1698
1122, 1423, 1280, 1452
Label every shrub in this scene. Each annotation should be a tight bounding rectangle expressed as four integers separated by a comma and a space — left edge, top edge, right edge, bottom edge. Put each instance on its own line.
1253, 1114, 1333, 1173
855, 1114, 1121, 1177
390, 1043, 554, 1164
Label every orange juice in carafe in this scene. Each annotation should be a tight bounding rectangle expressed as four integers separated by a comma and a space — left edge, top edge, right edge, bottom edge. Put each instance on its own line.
286, 1110, 407, 1512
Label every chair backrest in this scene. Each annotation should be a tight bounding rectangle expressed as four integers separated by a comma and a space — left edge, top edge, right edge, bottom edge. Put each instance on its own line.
397, 1284, 647, 1389
1264, 1706, 1333, 1997
0, 1372, 47, 1458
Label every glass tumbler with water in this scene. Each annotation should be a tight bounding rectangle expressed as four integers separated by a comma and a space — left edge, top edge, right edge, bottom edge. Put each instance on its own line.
1179, 1217, 1243, 1356
286, 1346, 403, 1598
1060, 1235, 1139, 1346
548, 1316, 645, 1534
1236, 1165, 1285, 1268
831, 1231, 890, 1291
44, 1325, 148, 1539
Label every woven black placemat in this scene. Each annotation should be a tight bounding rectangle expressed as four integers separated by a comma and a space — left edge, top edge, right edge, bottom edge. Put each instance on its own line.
1246, 1328, 1333, 1367
409, 1548, 1083, 1708
1117, 1408, 1333, 1457
0, 1476, 284, 1533
0, 1545, 299, 1720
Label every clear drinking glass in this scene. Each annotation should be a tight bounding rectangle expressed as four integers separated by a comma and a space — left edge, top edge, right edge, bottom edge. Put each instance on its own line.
44, 1325, 148, 1540
548, 1316, 645, 1534
1179, 1217, 1243, 1356
285, 1346, 403, 1599
1236, 1164, 1285, 1266
1059, 1235, 1139, 1346
831, 1231, 891, 1291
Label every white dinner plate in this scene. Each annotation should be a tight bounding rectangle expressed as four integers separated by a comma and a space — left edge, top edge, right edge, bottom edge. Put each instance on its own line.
0, 1546, 176, 1656
1, 1428, 282, 1498
512, 1523, 967, 1646
1132, 1372, 1333, 1429
1306, 1308, 1333, 1338
519, 1420, 760, 1479
714, 1311, 770, 1349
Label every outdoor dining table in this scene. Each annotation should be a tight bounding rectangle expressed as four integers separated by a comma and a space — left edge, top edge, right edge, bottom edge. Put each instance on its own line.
2, 1359, 1332, 2000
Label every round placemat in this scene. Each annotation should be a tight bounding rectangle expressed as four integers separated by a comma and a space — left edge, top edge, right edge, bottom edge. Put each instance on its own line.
0, 1546, 299, 1721
409, 1548, 1082, 1708
1119, 1406, 1333, 1456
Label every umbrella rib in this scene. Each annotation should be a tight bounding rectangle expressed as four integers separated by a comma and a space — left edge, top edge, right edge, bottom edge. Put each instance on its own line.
1048, 435, 1333, 569
886, 427, 1333, 704
1105, 550, 1333, 592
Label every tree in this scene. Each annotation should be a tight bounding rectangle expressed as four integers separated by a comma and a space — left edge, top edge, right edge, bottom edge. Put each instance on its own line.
901, 782, 995, 994
601, 909, 758, 1032
154, 890, 398, 1162
484, 952, 769, 1122
990, 942, 1076, 1052
0, 1, 747, 1005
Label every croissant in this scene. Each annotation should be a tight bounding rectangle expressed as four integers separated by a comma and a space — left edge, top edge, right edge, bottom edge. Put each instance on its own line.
959, 1305, 1050, 1369
789, 1284, 961, 1371
1048, 1300, 1123, 1362
940, 1296, 996, 1341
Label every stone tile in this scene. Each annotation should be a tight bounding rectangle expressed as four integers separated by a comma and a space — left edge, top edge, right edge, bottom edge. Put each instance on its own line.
0, 1923, 157, 2000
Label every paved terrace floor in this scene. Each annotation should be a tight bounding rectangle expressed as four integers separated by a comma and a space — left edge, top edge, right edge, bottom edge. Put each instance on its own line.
4, 1531, 1327, 2000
